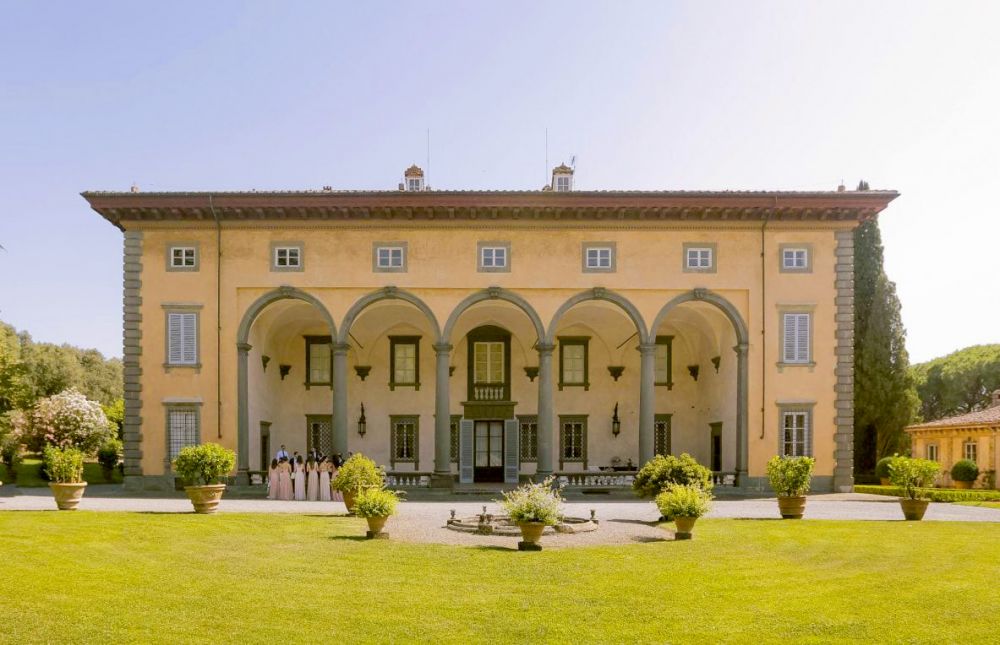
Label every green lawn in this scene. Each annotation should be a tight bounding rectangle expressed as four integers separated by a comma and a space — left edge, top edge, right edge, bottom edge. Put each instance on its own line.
3, 457, 123, 487
957, 501, 1000, 510
1, 513, 998, 644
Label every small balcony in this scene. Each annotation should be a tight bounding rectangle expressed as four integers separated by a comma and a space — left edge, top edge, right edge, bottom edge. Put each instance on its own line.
470, 381, 509, 402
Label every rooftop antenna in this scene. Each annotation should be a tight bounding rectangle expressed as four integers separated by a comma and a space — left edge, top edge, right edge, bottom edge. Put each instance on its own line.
544, 127, 549, 184
426, 128, 431, 188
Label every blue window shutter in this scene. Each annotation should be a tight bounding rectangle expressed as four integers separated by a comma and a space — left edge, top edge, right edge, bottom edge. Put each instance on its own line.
459, 419, 474, 484
504, 419, 519, 484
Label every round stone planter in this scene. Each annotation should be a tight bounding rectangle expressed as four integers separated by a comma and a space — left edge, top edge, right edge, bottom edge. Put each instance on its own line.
342, 490, 357, 514
954, 480, 973, 490
517, 522, 546, 550
777, 495, 807, 519
673, 516, 698, 540
900, 498, 930, 521
184, 484, 226, 514
365, 515, 389, 539
49, 482, 87, 511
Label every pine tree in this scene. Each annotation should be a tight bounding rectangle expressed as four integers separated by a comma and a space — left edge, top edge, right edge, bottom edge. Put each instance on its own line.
853, 185, 916, 473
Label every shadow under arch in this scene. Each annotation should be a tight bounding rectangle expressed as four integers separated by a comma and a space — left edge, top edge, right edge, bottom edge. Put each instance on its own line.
649, 288, 750, 484
236, 286, 338, 479
337, 286, 441, 345
442, 287, 545, 345
544, 287, 649, 345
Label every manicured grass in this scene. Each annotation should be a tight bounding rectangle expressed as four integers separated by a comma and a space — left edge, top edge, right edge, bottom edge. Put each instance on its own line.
956, 501, 1000, 510
3, 457, 122, 487
1, 514, 999, 643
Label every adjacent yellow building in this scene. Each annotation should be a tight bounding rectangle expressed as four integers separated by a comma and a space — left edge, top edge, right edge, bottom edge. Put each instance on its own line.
905, 391, 1000, 488
84, 166, 897, 491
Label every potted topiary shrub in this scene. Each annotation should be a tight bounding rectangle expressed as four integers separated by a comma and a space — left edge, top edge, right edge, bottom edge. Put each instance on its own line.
353, 487, 402, 538
632, 453, 713, 520
655, 483, 712, 539
172, 443, 236, 514
44, 445, 86, 510
767, 455, 816, 519
498, 477, 563, 551
889, 456, 941, 520
332, 453, 385, 514
97, 438, 122, 483
950, 459, 979, 489
875, 455, 898, 486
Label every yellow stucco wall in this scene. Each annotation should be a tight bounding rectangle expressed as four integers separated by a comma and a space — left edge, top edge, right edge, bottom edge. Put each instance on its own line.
133, 220, 849, 483
909, 427, 999, 488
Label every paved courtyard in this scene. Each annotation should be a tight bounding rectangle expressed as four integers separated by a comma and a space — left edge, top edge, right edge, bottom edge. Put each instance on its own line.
3, 488, 999, 547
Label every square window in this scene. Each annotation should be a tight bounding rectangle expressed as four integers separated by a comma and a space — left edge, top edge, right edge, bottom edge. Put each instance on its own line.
407, 178, 422, 192
272, 245, 302, 270
481, 246, 507, 269
586, 247, 611, 268
170, 247, 196, 268
783, 249, 808, 269
686, 248, 712, 269
375, 245, 406, 270
555, 175, 571, 192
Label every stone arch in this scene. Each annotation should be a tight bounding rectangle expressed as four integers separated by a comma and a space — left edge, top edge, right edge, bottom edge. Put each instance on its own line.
649, 288, 750, 484
236, 286, 337, 479
442, 287, 545, 345
545, 287, 649, 345
337, 286, 441, 345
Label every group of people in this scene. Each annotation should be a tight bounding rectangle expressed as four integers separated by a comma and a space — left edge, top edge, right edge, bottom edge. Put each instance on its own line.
267, 445, 345, 502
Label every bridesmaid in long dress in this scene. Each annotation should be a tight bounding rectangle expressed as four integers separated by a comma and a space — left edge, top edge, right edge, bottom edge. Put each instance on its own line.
267, 459, 279, 500
293, 455, 306, 501
306, 457, 320, 501
329, 462, 343, 502
277, 458, 293, 501
319, 458, 332, 502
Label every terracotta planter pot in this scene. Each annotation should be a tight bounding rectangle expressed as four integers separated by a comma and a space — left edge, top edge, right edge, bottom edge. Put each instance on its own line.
49, 482, 87, 511
954, 480, 973, 490
365, 515, 388, 537
184, 484, 226, 514
880, 478, 891, 486
673, 516, 698, 540
900, 498, 930, 521
518, 522, 546, 545
777, 495, 807, 519
342, 490, 357, 514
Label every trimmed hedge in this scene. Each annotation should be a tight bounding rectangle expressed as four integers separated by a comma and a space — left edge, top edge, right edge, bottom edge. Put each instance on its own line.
854, 485, 1000, 503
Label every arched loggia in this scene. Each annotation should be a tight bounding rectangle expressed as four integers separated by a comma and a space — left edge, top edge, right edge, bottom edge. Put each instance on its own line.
650, 288, 750, 485
236, 286, 337, 480
337, 286, 441, 345
544, 287, 649, 345
442, 287, 545, 345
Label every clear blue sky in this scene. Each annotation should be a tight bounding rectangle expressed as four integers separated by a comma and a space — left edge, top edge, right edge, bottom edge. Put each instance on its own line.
1, 1, 997, 363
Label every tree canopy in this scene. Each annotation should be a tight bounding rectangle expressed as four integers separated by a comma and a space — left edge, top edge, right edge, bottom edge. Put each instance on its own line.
910, 344, 1000, 421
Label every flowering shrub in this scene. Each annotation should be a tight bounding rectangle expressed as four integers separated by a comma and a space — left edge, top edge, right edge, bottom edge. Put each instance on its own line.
498, 477, 563, 525
173, 443, 235, 485
353, 487, 402, 518
889, 457, 941, 500
632, 453, 714, 498
16, 388, 114, 455
656, 484, 713, 519
332, 453, 385, 493
43, 445, 84, 483
766, 455, 816, 497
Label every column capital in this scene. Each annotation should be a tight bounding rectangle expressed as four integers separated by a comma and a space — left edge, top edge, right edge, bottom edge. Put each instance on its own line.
433, 342, 453, 354
237, 342, 253, 353
637, 342, 657, 355
536, 342, 555, 355
332, 342, 351, 355
733, 342, 749, 356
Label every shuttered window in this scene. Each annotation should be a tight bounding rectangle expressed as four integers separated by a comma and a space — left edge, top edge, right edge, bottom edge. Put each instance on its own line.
167, 408, 199, 461
167, 312, 198, 365
781, 411, 811, 457
782, 313, 810, 364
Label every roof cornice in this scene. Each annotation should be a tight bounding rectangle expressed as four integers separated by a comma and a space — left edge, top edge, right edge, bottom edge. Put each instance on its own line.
81, 189, 899, 230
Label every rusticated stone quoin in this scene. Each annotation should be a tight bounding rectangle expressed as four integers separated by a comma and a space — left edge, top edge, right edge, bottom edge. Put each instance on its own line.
123, 231, 144, 485
833, 229, 855, 492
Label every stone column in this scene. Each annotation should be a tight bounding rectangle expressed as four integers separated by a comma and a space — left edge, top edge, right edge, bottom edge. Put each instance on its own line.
536, 342, 555, 479
638, 342, 656, 465
432, 342, 453, 487
332, 342, 349, 456
236, 342, 252, 484
735, 342, 749, 484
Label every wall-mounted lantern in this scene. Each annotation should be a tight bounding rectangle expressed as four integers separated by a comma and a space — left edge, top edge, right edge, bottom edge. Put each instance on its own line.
358, 403, 367, 438
261, 355, 270, 372
611, 402, 621, 438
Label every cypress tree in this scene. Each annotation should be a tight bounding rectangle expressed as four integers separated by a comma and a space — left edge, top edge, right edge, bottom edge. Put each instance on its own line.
853, 181, 916, 474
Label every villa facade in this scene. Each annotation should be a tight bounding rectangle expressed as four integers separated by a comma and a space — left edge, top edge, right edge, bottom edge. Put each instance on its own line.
84, 166, 897, 491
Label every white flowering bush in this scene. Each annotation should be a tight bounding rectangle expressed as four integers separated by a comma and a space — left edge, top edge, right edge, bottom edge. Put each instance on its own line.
17, 388, 114, 455
498, 477, 563, 525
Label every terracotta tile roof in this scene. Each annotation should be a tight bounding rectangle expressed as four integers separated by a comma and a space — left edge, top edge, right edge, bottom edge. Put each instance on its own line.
907, 405, 1000, 430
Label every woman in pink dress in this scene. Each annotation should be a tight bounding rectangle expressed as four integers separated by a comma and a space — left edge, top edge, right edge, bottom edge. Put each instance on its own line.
329, 462, 343, 502
277, 458, 292, 501
306, 457, 320, 501
267, 459, 279, 500
319, 458, 332, 502
293, 455, 306, 501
